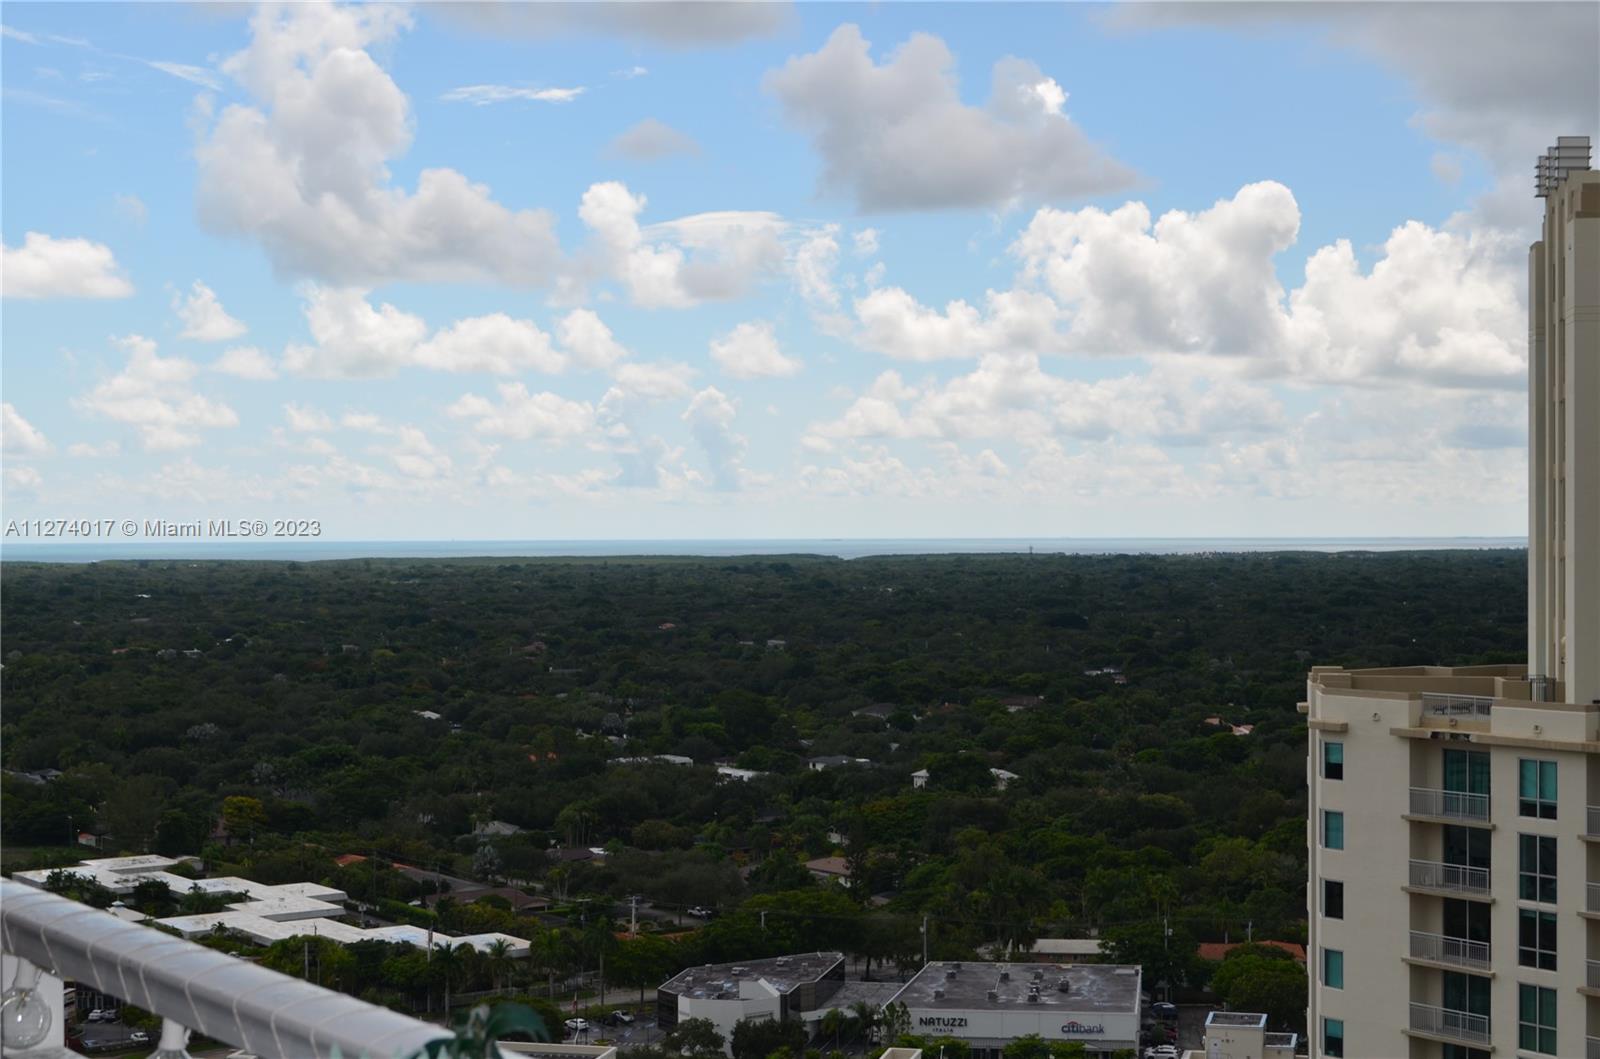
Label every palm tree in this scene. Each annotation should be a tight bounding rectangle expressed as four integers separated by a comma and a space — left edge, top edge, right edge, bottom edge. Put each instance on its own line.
433, 941, 465, 1016
847, 1001, 879, 1046
819, 1009, 845, 1051
484, 938, 515, 995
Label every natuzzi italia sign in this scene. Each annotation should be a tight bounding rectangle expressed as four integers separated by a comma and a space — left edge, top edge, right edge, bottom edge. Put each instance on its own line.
908, 1009, 1132, 1042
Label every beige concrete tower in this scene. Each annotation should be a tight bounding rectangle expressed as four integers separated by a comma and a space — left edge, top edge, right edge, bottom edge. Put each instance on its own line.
1530, 137, 1600, 706
1303, 138, 1600, 1059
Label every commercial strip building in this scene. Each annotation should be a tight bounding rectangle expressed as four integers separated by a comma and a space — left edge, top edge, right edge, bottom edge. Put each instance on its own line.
12, 854, 529, 956
656, 952, 848, 1044
1304, 138, 1598, 1059
890, 961, 1141, 1058
658, 956, 1140, 1059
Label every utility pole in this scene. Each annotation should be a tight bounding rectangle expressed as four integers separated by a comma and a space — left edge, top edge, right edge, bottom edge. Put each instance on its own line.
1247, 921, 1253, 943
760, 910, 767, 930
629, 895, 639, 935
921, 915, 929, 966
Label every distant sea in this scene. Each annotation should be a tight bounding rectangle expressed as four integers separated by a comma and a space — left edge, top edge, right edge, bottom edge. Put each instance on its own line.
0, 537, 1527, 563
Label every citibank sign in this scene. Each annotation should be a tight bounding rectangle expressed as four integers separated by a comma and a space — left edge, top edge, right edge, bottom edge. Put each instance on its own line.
1060, 1021, 1105, 1036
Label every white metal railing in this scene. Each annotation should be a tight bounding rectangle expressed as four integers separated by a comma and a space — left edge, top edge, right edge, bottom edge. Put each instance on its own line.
1588, 805, 1600, 836
1420, 693, 1493, 718
1409, 859, 1490, 895
1589, 959, 1600, 989
1409, 1002, 1490, 1045
0, 880, 450, 1058
1589, 1035, 1600, 1059
1408, 931, 1490, 969
1409, 786, 1490, 822
1590, 882, 1600, 913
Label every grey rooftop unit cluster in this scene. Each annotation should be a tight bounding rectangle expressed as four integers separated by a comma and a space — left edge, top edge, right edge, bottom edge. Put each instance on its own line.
1535, 135, 1591, 197
659, 952, 845, 1001
894, 960, 1140, 1014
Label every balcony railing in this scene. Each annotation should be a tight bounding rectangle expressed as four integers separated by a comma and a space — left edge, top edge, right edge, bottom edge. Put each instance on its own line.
1589, 959, 1600, 989
1589, 1036, 1600, 1059
1409, 931, 1491, 970
1409, 1002, 1490, 1046
0, 880, 450, 1058
1409, 786, 1490, 822
1420, 693, 1493, 718
1589, 882, 1600, 913
1588, 805, 1600, 836
1409, 859, 1491, 896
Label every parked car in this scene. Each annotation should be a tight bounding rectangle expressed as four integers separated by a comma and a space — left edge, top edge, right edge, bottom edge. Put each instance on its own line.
608, 1010, 635, 1025
564, 1018, 590, 1034
1143, 1047, 1179, 1059
85, 1009, 114, 1022
130, 1031, 151, 1045
1151, 1001, 1179, 1021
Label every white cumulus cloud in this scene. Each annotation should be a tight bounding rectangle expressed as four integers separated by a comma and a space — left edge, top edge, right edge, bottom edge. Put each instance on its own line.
74, 335, 239, 450
195, 3, 562, 286
2, 403, 51, 455
2, 232, 133, 299
174, 280, 248, 341
764, 25, 1135, 211
709, 321, 802, 379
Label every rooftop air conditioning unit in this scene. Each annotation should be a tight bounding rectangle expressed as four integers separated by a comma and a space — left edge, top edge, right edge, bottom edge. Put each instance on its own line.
945, 969, 958, 979
1026, 993, 1039, 1004
999, 970, 1010, 981
1057, 980, 1071, 993
933, 988, 945, 1000
1031, 970, 1044, 981
732, 967, 748, 975
987, 990, 998, 1002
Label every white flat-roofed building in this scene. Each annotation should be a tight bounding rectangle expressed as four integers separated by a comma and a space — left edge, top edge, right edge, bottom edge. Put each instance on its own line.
657, 952, 847, 1050
184, 875, 277, 899
1180, 1012, 1298, 1059
453, 931, 532, 957
273, 881, 350, 903
361, 924, 436, 947
1305, 141, 1599, 1059
887, 961, 1142, 1059
226, 895, 346, 922
157, 911, 286, 943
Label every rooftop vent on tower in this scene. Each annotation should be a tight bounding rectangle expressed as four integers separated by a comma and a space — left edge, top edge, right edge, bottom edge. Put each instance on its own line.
1535, 136, 1591, 196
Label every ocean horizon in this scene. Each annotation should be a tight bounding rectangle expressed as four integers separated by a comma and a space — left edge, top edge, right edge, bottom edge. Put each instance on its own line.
0, 536, 1527, 563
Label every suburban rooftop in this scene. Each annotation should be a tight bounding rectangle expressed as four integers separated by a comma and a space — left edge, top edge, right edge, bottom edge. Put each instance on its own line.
890, 961, 1141, 1014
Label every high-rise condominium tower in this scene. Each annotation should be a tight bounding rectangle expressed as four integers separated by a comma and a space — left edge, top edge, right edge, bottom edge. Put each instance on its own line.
1303, 137, 1598, 1059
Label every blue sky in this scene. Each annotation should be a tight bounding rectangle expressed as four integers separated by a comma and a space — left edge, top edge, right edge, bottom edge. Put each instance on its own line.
3, 2, 1596, 541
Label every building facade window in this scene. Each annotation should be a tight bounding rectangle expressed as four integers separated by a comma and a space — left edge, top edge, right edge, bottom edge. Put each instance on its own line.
1442, 824, 1490, 870
1323, 948, 1344, 988
1518, 984, 1556, 1055
1322, 1017, 1344, 1058
1443, 972, 1490, 1020
1443, 899, 1489, 947
1519, 759, 1557, 818
1519, 834, 1557, 903
1322, 810, 1344, 850
1441, 1047, 1489, 1059
1323, 740, 1343, 780
1323, 879, 1344, 919
1443, 749, 1490, 797
1518, 909, 1557, 971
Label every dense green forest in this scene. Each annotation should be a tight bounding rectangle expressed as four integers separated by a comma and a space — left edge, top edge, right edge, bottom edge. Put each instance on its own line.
0, 551, 1524, 1010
